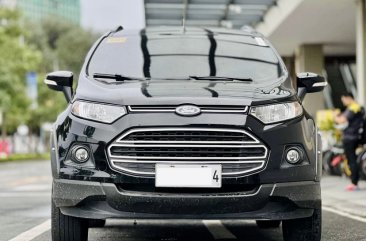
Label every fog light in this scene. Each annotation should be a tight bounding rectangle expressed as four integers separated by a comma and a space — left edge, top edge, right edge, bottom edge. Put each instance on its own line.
286, 148, 302, 164
72, 146, 90, 163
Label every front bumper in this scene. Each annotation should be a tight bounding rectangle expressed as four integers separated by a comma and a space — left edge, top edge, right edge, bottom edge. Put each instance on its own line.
53, 179, 321, 220
54, 112, 321, 184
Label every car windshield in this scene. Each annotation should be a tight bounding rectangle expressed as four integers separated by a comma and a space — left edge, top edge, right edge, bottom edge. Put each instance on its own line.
87, 32, 284, 83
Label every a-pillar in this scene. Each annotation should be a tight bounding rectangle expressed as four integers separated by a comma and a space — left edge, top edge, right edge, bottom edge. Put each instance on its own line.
356, 0, 366, 106
295, 44, 325, 117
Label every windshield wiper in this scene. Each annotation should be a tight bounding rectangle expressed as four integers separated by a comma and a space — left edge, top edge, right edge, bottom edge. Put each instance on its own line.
189, 76, 253, 82
93, 73, 147, 81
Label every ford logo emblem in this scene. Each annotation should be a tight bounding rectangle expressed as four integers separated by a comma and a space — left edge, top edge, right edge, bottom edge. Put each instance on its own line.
175, 105, 201, 116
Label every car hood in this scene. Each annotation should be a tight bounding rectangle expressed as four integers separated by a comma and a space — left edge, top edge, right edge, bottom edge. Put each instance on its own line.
74, 76, 297, 106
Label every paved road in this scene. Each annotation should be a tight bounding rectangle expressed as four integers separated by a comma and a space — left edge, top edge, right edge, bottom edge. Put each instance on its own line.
0, 160, 51, 241
1, 160, 366, 241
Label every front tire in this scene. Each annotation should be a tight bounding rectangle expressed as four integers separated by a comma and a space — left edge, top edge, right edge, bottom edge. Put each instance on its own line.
282, 208, 321, 241
51, 201, 88, 241
256, 220, 281, 229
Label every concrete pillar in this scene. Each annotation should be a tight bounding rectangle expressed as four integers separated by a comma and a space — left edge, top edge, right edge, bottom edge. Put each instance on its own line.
356, 0, 366, 106
282, 57, 296, 87
295, 44, 325, 117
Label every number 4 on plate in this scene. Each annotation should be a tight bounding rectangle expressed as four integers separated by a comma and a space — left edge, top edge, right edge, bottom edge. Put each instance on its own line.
213, 170, 219, 182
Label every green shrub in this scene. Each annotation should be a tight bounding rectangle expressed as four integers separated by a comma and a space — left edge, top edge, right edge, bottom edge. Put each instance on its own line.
0, 153, 50, 162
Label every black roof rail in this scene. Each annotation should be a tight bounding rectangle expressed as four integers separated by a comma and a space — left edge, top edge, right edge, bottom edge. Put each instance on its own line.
107, 25, 124, 36
113, 25, 123, 33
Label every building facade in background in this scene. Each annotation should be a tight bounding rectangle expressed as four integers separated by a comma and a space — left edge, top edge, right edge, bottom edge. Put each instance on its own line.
0, 0, 16, 8
0, 0, 80, 24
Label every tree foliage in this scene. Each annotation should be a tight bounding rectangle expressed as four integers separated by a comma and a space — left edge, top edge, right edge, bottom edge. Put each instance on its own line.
56, 26, 96, 75
0, 7, 98, 136
0, 8, 41, 136
25, 16, 97, 130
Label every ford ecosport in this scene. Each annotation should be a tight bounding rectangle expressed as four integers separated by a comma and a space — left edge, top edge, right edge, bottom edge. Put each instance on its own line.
45, 26, 325, 241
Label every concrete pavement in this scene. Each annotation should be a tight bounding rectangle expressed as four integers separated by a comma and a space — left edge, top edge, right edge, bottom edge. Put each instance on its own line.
1, 160, 366, 241
30, 214, 366, 241
321, 175, 366, 219
0, 160, 51, 241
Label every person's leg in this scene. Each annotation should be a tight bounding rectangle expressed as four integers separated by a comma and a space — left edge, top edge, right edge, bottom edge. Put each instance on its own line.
343, 140, 360, 186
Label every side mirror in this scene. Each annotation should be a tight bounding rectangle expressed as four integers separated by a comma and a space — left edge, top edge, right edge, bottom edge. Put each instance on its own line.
44, 71, 74, 102
296, 72, 327, 101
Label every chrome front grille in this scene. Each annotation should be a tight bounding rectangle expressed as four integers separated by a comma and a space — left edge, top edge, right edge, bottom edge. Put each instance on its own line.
109, 146, 267, 159
107, 128, 268, 177
128, 105, 248, 113
115, 128, 259, 144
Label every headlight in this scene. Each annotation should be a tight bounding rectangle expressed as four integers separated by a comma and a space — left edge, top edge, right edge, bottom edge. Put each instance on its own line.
250, 102, 303, 124
71, 101, 127, 123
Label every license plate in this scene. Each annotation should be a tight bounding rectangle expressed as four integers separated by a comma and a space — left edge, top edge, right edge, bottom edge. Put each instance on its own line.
155, 164, 222, 188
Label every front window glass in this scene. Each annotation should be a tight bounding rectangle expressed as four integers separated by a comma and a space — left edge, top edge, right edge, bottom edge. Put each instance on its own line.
87, 33, 283, 83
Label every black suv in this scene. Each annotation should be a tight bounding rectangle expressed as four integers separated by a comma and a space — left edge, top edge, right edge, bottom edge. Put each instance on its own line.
45, 27, 325, 241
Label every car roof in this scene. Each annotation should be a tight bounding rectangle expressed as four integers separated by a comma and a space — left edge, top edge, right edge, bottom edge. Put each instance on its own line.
112, 25, 261, 36
108, 26, 267, 46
